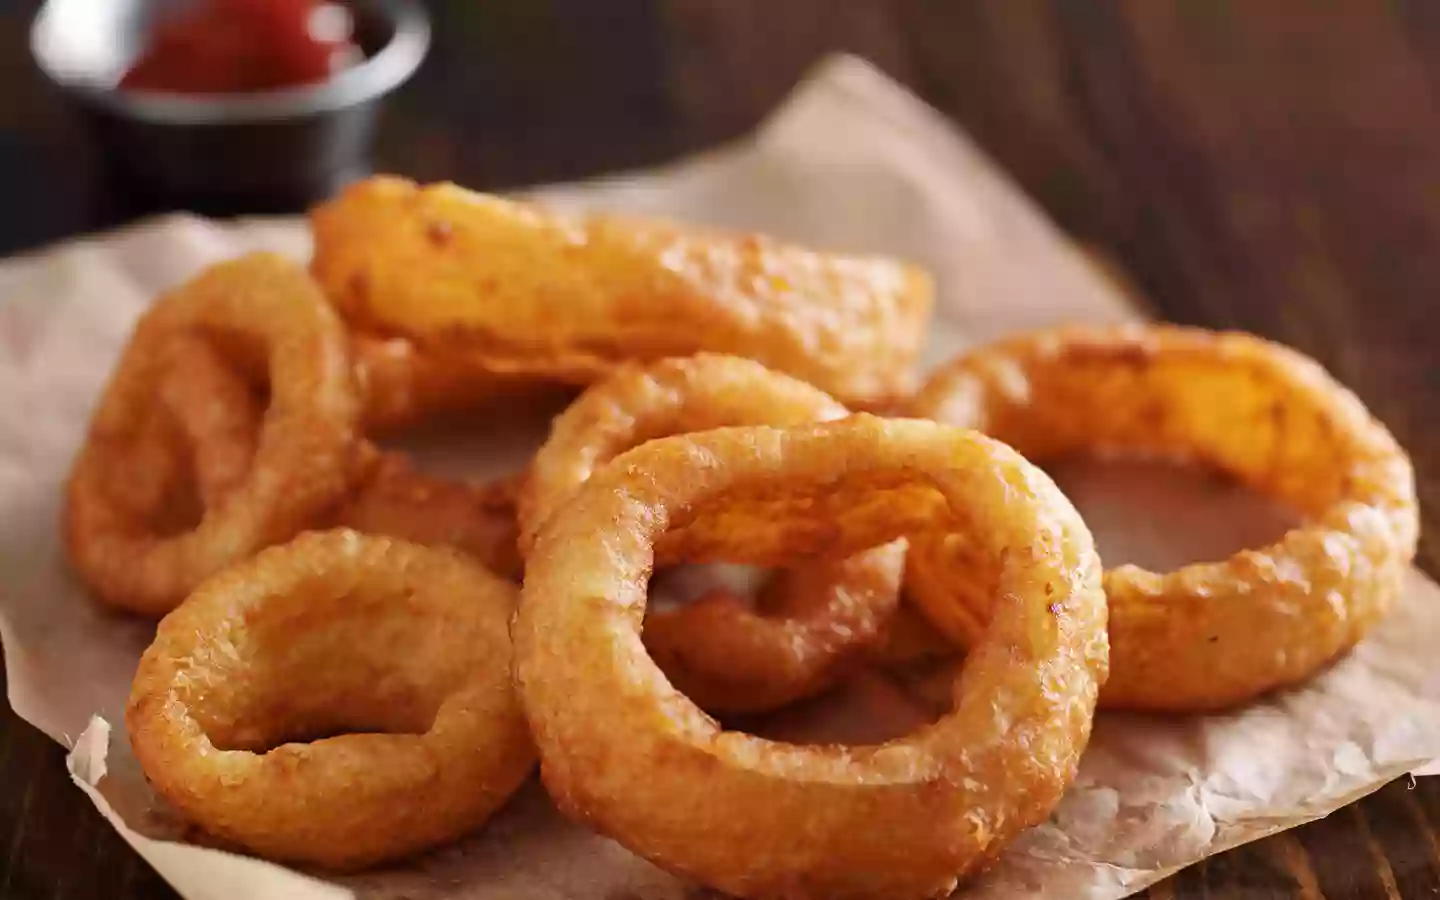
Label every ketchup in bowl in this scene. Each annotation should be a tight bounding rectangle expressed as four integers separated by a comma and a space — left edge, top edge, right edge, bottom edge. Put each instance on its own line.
119, 0, 363, 94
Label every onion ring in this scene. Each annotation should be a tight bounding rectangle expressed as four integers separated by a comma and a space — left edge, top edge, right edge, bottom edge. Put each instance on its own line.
65, 254, 363, 616
140, 324, 524, 577
352, 333, 566, 433
310, 176, 934, 409
515, 415, 1107, 899
519, 354, 905, 713
127, 530, 535, 869
331, 450, 523, 579
907, 324, 1419, 711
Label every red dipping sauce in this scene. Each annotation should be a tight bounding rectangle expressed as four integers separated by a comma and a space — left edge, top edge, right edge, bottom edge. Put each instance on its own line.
120, 0, 363, 94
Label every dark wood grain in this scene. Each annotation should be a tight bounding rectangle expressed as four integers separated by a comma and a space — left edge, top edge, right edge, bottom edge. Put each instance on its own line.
1, 0, 1439, 897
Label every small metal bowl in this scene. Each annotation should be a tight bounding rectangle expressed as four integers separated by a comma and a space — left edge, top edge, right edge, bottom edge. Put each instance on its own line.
30, 0, 430, 214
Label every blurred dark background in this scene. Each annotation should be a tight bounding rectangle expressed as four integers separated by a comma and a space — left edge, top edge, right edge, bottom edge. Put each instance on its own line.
6, 0, 1433, 276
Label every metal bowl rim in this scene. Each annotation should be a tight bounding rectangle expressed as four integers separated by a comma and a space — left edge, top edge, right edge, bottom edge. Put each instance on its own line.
29, 0, 430, 125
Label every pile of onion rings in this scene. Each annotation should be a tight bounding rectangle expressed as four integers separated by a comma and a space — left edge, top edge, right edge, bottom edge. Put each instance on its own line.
520, 354, 906, 714
906, 324, 1419, 711
61, 176, 1418, 895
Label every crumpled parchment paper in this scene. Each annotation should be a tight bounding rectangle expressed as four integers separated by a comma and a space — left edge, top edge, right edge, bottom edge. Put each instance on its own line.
2, 54, 1437, 900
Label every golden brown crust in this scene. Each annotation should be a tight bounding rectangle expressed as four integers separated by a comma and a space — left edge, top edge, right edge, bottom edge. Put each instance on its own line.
519, 354, 905, 714
519, 354, 850, 552
907, 324, 1419, 711
137, 327, 527, 579
127, 530, 536, 870
155, 333, 263, 509
310, 176, 934, 409
515, 416, 1107, 899
351, 333, 566, 433
331, 451, 523, 579
64, 254, 364, 616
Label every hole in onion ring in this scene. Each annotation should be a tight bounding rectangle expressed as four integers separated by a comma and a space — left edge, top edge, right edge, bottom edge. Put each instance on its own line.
92, 331, 264, 539
644, 563, 768, 613
372, 395, 564, 482
342, 399, 569, 580
1046, 457, 1298, 572
189, 600, 464, 753
98, 409, 207, 537
720, 669, 947, 745
221, 724, 430, 755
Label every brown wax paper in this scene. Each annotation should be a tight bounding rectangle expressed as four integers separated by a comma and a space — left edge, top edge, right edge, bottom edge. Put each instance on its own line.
2, 55, 1437, 900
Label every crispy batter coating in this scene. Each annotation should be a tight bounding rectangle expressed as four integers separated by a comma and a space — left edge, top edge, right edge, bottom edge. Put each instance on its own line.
351, 333, 565, 433
515, 416, 1107, 900
156, 333, 263, 508
907, 324, 1419, 711
65, 254, 363, 616
128, 530, 536, 870
145, 327, 525, 578
520, 354, 905, 713
310, 176, 934, 408
331, 451, 523, 579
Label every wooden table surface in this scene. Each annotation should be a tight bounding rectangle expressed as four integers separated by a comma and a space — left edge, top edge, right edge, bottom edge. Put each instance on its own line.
2, 1, 1439, 898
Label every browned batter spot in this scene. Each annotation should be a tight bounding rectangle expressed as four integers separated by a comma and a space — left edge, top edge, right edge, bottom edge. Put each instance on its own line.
426, 219, 453, 246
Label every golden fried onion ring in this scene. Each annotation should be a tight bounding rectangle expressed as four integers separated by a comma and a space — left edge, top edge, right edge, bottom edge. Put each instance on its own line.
515, 416, 1107, 899
907, 324, 1419, 711
142, 326, 525, 578
519, 354, 905, 713
127, 530, 536, 870
310, 176, 934, 409
65, 254, 362, 616
351, 332, 565, 433
332, 451, 524, 579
